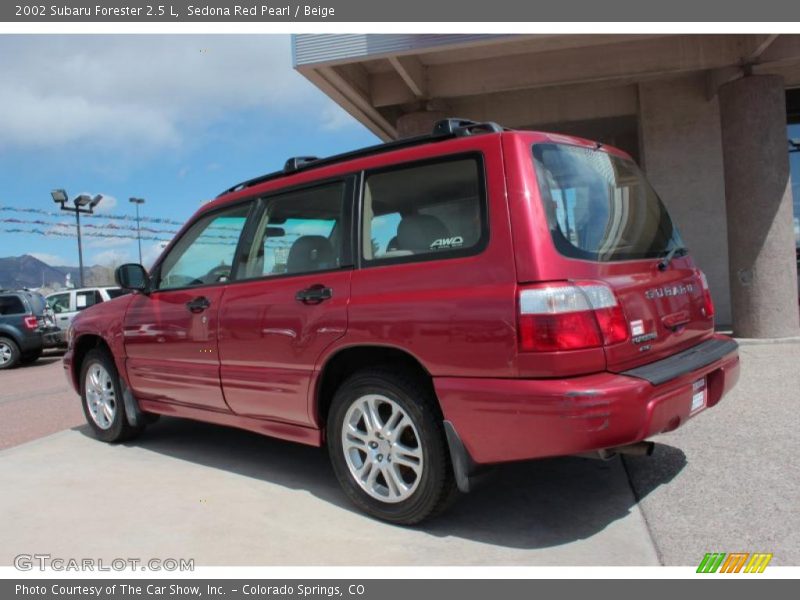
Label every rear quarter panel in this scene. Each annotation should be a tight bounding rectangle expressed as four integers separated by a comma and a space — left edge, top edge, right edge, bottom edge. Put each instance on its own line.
328, 134, 519, 379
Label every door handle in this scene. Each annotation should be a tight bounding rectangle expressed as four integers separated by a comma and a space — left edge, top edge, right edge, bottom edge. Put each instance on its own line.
295, 285, 333, 304
185, 296, 211, 313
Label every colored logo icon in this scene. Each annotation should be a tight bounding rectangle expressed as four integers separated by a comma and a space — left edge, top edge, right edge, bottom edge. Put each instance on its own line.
697, 552, 773, 573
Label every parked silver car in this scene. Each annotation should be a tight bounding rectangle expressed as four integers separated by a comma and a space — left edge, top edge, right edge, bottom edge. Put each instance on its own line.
46, 287, 129, 331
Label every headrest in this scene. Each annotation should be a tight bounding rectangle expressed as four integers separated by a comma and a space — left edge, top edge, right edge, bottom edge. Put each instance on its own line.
397, 214, 450, 252
286, 235, 335, 273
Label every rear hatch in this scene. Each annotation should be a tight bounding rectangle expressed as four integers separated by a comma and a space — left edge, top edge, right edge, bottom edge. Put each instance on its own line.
22, 292, 52, 329
598, 266, 713, 371
530, 142, 715, 371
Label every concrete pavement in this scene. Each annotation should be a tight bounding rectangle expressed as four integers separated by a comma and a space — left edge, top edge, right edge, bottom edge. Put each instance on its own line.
0, 418, 659, 566
2, 342, 797, 566
623, 341, 800, 565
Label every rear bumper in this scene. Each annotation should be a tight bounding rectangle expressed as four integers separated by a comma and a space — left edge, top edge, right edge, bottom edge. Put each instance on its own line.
435, 335, 740, 465
41, 327, 65, 349
17, 332, 43, 354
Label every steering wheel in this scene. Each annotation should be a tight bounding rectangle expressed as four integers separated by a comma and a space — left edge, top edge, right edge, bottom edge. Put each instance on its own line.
202, 264, 231, 284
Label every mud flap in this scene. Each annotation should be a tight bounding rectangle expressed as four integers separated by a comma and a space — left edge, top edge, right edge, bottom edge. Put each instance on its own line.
119, 378, 145, 427
443, 420, 492, 493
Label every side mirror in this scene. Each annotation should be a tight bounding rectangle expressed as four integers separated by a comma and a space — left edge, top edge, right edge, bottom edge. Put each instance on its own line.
115, 263, 150, 294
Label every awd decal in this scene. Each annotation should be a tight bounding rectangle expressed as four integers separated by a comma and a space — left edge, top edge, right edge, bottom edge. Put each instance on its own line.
430, 236, 464, 249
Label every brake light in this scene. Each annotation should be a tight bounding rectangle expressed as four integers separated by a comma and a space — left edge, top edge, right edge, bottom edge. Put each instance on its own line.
23, 316, 38, 330
518, 282, 628, 352
698, 270, 715, 319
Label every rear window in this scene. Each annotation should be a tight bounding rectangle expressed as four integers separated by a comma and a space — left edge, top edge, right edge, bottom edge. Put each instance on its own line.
26, 293, 46, 315
0, 295, 26, 315
532, 143, 683, 262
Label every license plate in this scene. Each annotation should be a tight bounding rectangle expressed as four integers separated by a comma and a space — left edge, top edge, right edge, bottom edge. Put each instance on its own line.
691, 378, 707, 413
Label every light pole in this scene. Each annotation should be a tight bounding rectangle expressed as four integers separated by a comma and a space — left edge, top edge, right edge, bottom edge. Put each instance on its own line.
129, 197, 146, 264
51, 189, 103, 288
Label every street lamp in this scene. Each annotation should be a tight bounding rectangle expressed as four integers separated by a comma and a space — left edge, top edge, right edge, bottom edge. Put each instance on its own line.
129, 197, 146, 264
51, 189, 103, 288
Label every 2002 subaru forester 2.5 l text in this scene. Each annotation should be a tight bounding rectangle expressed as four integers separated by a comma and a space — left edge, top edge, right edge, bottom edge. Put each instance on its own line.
63, 119, 740, 524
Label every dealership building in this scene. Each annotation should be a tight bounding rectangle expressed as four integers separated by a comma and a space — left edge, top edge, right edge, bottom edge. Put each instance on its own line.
293, 34, 800, 339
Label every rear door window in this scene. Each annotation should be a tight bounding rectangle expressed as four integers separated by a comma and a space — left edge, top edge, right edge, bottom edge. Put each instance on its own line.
532, 143, 683, 262
76, 290, 102, 311
362, 156, 487, 264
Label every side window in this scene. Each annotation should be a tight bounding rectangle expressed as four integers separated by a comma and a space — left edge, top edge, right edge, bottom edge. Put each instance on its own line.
76, 290, 102, 311
362, 156, 486, 263
157, 203, 251, 290
47, 293, 70, 314
239, 182, 345, 279
0, 296, 26, 315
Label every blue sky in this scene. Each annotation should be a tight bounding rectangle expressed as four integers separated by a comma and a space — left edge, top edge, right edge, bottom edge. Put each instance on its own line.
0, 35, 378, 268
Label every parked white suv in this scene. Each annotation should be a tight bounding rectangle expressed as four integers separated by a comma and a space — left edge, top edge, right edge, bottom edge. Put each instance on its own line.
46, 287, 129, 331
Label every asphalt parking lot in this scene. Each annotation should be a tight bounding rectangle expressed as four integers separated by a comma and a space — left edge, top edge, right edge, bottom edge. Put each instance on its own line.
0, 342, 797, 566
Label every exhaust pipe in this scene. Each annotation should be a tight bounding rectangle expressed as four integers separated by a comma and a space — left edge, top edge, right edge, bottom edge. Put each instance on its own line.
577, 441, 655, 460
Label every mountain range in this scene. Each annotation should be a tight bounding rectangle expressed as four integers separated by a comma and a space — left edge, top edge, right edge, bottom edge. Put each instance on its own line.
0, 254, 114, 291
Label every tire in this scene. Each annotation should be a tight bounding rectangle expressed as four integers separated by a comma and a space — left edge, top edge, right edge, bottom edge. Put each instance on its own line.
327, 367, 458, 525
0, 337, 21, 370
20, 349, 43, 364
80, 348, 143, 443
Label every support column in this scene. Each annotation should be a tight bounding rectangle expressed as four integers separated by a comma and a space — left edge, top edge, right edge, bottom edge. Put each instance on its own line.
719, 75, 800, 338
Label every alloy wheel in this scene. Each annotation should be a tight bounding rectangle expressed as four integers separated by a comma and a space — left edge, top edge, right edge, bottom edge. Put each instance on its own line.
341, 394, 424, 503
84, 362, 117, 430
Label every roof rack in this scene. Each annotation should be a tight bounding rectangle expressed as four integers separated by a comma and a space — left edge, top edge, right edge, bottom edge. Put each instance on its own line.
218, 118, 505, 197
432, 118, 503, 137
284, 156, 320, 174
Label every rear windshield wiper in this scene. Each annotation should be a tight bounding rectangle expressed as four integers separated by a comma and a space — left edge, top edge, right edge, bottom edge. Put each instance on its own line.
658, 245, 688, 271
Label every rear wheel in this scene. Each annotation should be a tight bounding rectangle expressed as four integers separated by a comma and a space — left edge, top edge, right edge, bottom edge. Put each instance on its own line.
0, 337, 20, 370
80, 348, 143, 443
327, 368, 457, 524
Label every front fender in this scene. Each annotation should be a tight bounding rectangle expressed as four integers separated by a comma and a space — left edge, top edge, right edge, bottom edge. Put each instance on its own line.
66, 294, 135, 388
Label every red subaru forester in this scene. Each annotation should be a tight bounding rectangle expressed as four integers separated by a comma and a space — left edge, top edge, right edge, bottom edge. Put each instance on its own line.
64, 119, 740, 524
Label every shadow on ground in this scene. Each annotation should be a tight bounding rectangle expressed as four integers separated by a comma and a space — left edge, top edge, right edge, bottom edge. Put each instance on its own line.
17, 356, 63, 369
76, 417, 687, 550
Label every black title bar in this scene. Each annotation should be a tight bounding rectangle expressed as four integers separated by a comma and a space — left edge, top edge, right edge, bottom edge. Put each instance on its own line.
3, 0, 800, 22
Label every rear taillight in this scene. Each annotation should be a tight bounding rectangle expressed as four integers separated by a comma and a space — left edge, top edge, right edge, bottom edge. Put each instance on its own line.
698, 271, 715, 319
23, 316, 38, 330
518, 282, 628, 352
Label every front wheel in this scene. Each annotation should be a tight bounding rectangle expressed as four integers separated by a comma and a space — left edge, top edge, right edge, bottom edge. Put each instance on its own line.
80, 348, 143, 443
327, 368, 457, 524
0, 337, 21, 370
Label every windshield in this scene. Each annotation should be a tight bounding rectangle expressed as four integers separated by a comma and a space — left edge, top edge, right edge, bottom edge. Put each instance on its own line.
532, 143, 683, 262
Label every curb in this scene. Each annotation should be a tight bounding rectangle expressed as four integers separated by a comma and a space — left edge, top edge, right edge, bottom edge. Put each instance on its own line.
734, 336, 800, 346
